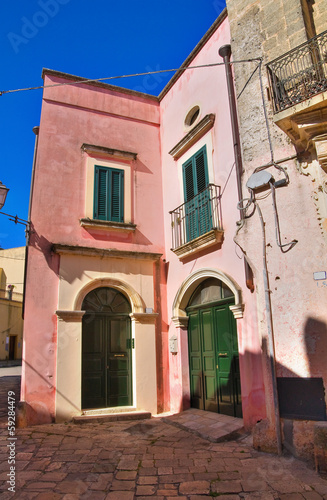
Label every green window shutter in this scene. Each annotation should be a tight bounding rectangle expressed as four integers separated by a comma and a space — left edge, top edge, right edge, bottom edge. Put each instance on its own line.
182, 146, 209, 201
195, 147, 208, 193
183, 159, 195, 202
110, 169, 124, 222
182, 146, 210, 242
94, 166, 124, 222
94, 167, 109, 220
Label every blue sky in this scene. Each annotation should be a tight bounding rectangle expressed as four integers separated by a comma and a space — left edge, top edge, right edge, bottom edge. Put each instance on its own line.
0, 0, 226, 249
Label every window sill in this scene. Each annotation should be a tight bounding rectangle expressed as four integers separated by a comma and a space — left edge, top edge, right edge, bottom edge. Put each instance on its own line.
171, 228, 224, 260
80, 218, 136, 232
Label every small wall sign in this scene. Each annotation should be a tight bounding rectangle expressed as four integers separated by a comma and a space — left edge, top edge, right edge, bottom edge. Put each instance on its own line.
313, 271, 327, 280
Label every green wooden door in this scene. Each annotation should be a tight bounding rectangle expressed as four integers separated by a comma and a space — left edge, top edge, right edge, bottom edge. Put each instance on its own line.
187, 300, 242, 417
188, 311, 204, 410
107, 317, 132, 407
82, 315, 132, 409
214, 303, 242, 417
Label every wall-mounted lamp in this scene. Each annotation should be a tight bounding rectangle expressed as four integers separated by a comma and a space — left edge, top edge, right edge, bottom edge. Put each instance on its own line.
0, 181, 9, 210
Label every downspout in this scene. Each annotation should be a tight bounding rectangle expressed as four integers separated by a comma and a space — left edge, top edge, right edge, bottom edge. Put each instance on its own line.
22, 126, 39, 319
218, 44, 254, 291
219, 45, 282, 454
28, 126, 39, 232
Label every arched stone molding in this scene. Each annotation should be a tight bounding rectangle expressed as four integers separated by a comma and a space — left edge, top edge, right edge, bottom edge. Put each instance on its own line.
74, 278, 145, 313
172, 268, 244, 325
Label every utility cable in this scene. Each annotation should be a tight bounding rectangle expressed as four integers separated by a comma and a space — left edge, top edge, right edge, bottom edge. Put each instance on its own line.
237, 61, 261, 100
269, 182, 298, 252
0, 58, 262, 96
257, 61, 290, 183
258, 60, 274, 164
220, 162, 235, 197
254, 199, 282, 456
0, 256, 25, 260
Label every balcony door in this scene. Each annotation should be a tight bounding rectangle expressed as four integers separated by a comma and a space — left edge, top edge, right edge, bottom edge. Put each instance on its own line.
183, 146, 211, 242
81, 287, 132, 410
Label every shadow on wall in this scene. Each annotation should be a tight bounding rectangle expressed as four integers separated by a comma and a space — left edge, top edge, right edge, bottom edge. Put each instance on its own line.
185, 319, 327, 423
29, 223, 60, 277
84, 227, 153, 246
17, 358, 81, 427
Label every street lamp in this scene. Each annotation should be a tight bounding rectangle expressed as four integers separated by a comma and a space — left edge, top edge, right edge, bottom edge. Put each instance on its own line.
0, 181, 9, 210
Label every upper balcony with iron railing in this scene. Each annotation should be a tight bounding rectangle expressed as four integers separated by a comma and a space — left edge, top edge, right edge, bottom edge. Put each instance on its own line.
267, 30, 327, 114
169, 184, 224, 259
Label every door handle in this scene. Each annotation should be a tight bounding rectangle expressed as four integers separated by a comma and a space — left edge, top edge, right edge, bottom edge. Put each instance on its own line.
218, 353, 228, 357
114, 354, 125, 357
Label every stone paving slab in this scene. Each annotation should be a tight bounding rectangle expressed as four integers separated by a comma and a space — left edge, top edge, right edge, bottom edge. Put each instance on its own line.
73, 411, 152, 424
162, 408, 245, 442
0, 414, 326, 499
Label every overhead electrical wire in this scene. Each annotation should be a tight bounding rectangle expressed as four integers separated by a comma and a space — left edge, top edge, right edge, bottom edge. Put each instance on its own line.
0, 58, 262, 96
0, 255, 25, 260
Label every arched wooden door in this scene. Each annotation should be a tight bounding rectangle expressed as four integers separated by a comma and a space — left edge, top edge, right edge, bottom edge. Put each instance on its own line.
81, 287, 132, 410
187, 278, 242, 417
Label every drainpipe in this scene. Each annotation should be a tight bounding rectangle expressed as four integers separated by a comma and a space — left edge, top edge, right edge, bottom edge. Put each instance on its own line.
218, 44, 254, 292
27, 126, 39, 234
22, 126, 39, 320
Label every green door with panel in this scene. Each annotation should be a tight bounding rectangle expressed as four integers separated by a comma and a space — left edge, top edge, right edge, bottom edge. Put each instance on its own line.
187, 279, 242, 418
81, 287, 132, 410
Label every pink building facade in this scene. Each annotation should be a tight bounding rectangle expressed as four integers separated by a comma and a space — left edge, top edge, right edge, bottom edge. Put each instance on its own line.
22, 12, 266, 432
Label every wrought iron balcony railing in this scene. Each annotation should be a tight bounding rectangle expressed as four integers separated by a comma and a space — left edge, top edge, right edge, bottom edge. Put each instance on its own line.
267, 30, 327, 113
169, 184, 222, 251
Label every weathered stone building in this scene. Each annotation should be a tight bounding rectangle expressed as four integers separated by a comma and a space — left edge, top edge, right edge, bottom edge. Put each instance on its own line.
225, 0, 327, 460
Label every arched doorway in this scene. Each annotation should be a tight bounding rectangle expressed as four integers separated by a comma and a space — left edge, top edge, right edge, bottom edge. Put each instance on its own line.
187, 278, 242, 417
81, 287, 132, 410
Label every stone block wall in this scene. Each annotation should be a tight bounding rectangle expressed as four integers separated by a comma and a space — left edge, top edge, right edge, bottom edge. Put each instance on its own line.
314, 422, 327, 473
312, 0, 327, 36
224, 0, 327, 456
225, 0, 309, 168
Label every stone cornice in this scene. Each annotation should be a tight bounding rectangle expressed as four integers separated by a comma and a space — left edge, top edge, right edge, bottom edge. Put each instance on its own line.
229, 304, 244, 319
172, 316, 189, 328
80, 218, 137, 232
169, 114, 215, 159
52, 244, 162, 261
130, 313, 158, 324
81, 144, 137, 161
273, 91, 327, 153
56, 310, 85, 322
312, 134, 327, 172
171, 228, 223, 259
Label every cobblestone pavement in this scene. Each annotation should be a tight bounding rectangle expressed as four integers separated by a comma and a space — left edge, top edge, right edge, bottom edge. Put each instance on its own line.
1, 418, 327, 499
1, 376, 327, 499
0, 376, 21, 422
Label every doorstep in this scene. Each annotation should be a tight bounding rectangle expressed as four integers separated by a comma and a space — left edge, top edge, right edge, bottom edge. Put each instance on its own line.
73, 408, 151, 424
162, 408, 245, 443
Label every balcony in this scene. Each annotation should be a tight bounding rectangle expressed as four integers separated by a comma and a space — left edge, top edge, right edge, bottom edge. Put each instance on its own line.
266, 30, 327, 156
267, 30, 327, 114
169, 184, 224, 259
